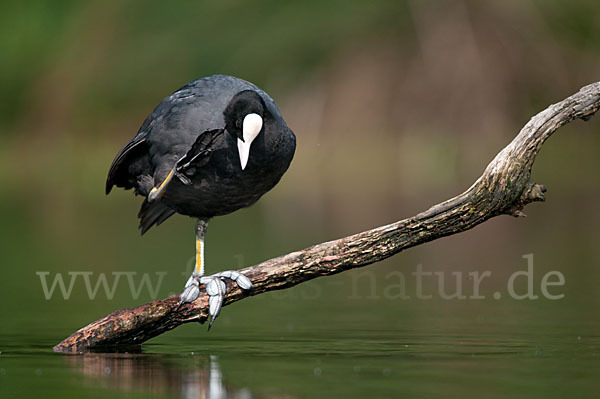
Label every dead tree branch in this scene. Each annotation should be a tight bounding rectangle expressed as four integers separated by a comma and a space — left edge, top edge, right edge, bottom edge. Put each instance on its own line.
54, 82, 600, 353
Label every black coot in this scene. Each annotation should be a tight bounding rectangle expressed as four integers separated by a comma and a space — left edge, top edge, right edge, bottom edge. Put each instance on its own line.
106, 75, 296, 326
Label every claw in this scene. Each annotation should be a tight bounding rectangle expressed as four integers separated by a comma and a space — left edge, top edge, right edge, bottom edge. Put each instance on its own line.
205, 276, 226, 330
208, 294, 223, 330
180, 270, 253, 329
204, 276, 226, 330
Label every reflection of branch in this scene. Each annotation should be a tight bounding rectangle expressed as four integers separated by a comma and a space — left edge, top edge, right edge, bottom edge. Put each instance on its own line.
54, 82, 600, 353
64, 352, 247, 397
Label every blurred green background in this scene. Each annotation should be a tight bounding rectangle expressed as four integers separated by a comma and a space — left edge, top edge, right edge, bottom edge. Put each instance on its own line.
1, 1, 599, 398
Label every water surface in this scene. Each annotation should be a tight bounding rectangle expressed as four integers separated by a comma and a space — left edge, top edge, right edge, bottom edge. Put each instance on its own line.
2, 306, 598, 398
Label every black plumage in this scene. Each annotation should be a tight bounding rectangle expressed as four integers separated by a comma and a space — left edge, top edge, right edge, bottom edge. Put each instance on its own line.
106, 75, 296, 324
106, 75, 296, 233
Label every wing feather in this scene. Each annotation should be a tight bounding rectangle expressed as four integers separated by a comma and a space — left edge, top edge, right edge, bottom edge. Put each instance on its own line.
135, 129, 224, 234
175, 128, 224, 177
106, 138, 149, 194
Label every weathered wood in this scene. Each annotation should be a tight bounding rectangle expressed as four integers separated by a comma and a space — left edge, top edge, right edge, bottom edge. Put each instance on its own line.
54, 82, 600, 353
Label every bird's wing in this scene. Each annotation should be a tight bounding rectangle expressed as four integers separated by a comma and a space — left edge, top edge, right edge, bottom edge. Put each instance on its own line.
105, 108, 161, 195
105, 136, 149, 194
136, 128, 224, 235
106, 86, 200, 195
173, 128, 225, 183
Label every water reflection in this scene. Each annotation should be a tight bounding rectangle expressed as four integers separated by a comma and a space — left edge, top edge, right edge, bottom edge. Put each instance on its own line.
63, 352, 255, 399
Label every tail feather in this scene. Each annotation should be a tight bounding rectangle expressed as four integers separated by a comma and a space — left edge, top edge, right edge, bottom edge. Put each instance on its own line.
138, 199, 176, 235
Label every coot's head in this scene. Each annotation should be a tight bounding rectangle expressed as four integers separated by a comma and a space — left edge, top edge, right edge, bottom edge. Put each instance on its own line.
224, 90, 268, 170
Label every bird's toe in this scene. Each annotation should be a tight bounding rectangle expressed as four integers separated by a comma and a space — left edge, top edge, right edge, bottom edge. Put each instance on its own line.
204, 277, 226, 296
208, 294, 224, 326
215, 270, 253, 290
179, 281, 200, 304
235, 274, 252, 290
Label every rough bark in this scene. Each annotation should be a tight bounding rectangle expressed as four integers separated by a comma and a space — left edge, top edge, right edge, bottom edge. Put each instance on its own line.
54, 82, 600, 353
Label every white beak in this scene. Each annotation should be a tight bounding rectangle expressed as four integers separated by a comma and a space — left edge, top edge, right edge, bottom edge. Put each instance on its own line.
237, 113, 263, 170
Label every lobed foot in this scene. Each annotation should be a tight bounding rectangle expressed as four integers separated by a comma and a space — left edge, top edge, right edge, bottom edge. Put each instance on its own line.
179, 271, 252, 329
